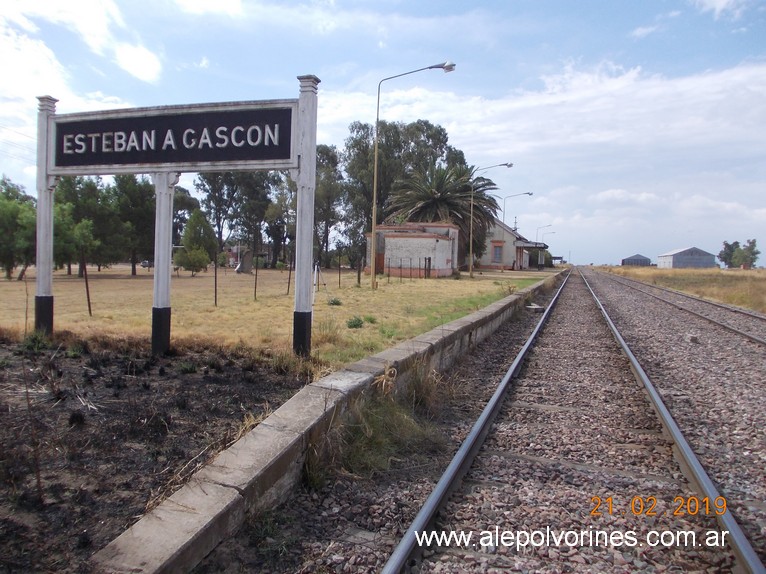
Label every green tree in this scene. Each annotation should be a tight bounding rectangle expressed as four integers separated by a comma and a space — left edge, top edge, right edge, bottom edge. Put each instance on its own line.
1, 175, 32, 203
174, 247, 210, 276
264, 177, 296, 268
0, 176, 36, 280
196, 172, 238, 255
181, 209, 216, 258
720, 239, 759, 268
173, 186, 200, 247
231, 171, 277, 259
386, 164, 499, 265
13, 202, 36, 280
55, 176, 125, 274
73, 219, 100, 271
731, 239, 760, 268
175, 209, 216, 276
341, 120, 468, 272
111, 174, 155, 275
53, 202, 77, 270
314, 144, 344, 268
718, 240, 740, 268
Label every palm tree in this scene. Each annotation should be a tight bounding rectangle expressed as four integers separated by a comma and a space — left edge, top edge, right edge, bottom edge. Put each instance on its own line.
386, 164, 500, 266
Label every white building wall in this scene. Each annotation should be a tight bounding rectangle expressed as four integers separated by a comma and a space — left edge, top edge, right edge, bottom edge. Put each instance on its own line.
384, 235, 455, 277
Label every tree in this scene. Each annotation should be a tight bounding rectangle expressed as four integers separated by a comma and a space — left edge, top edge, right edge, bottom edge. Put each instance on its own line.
314, 145, 344, 268
196, 172, 239, 256
719, 239, 760, 268
53, 203, 77, 271
718, 240, 740, 268
386, 164, 500, 265
231, 171, 277, 259
111, 174, 155, 275
73, 219, 100, 272
175, 209, 216, 276
173, 186, 200, 247
55, 176, 125, 274
264, 177, 296, 268
0, 176, 36, 280
341, 119, 468, 272
174, 248, 210, 276
181, 209, 217, 257
13, 202, 36, 280
1, 175, 32, 203
732, 239, 760, 269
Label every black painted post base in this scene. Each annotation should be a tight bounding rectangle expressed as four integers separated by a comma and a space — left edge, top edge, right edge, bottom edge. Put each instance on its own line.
152, 307, 172, 355
35, 296, 54, 335
293, 311, 312, 357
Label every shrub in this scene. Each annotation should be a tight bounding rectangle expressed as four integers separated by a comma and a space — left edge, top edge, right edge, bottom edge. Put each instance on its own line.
174, 248, 210, 276
346, 316, 364, 329
327, 297, 342, 306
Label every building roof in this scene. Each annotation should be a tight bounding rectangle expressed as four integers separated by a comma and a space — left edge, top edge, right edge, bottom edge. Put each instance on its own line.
658, 247, 715, 258
623, 254, 650, 260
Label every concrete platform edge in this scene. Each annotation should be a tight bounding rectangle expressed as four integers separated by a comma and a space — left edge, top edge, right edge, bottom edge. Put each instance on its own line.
91, 272, 561, 573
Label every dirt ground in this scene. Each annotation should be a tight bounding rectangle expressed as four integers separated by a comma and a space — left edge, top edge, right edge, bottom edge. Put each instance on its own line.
0, 333, 310, 574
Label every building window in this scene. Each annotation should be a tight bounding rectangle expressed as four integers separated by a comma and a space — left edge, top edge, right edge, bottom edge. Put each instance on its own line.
492, 245, 502, 263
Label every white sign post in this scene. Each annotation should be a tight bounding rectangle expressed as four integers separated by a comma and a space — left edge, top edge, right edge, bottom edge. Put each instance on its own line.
35, 76, 319, 355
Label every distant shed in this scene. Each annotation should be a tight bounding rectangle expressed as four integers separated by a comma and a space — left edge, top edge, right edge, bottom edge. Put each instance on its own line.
657, 247, 716, 269
621, 254, 651, 266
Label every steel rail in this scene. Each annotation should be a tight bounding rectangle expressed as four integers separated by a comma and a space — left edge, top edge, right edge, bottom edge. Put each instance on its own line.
608, 271, 766, 322
580, 268, 766, 574
381, 271, 571, 573
602, 272, 766, 346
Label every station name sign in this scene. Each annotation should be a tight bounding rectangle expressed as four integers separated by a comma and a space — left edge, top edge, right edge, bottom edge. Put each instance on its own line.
49, 100, 298, 175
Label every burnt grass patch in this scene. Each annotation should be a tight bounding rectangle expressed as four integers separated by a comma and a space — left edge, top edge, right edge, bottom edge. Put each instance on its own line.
0, 334, 312, 573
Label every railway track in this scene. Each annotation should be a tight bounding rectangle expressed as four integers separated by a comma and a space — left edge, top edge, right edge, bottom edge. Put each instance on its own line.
195, 268, 765, 573
384, 269, 764, 573
597, 270, 766, 345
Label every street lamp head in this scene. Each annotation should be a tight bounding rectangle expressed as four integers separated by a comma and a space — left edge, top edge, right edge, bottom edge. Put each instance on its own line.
432, 61, 456, 73
501, 162, 513, 168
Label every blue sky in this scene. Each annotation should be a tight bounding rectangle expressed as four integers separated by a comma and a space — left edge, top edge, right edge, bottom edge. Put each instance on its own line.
1, 0, 764, 265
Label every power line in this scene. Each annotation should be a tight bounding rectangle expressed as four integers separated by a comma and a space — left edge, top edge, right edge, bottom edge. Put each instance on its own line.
0, 123, 36, 140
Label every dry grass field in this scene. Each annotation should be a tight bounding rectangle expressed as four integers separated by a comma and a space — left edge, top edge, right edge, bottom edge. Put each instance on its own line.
606, 265, 766, 313
0, 264, 551, 367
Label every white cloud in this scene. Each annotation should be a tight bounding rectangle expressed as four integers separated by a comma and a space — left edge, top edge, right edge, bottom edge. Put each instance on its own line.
173, 0, 242, 16
589, 189, 659, 204
113, 42, 163, 83
689, 0, 748, 19
2, 0, 125, 54
1, 1, 162, 84
630, 25, 659, 39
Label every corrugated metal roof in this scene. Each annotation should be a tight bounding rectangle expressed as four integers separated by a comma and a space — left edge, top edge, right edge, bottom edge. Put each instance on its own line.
658, 247, 714, 257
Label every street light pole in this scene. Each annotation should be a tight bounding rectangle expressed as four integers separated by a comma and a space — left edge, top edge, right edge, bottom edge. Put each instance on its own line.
535, 224, 552, 242
502, 192, 533, 227
469, 162, 513, 278
370, 61, 456, 289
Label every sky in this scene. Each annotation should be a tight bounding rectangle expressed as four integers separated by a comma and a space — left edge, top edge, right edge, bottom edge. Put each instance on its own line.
1, 0, 764, 265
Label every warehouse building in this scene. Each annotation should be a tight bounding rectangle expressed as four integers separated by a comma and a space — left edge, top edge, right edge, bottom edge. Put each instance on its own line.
657, 247, 716, 269
621, 254, 651, 266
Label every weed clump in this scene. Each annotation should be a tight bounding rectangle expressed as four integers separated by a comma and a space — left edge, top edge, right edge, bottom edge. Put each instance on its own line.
326, 365, 449, 479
